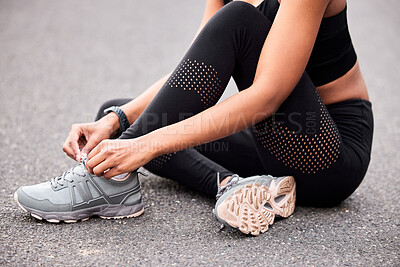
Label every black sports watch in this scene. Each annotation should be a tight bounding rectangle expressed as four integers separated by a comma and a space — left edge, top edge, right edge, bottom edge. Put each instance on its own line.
103, 106, 130, 136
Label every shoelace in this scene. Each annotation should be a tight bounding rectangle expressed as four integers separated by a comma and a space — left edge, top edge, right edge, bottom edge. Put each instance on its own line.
50, 161, 87, 188
50, 157, 148, 188
215, 173, 241, 201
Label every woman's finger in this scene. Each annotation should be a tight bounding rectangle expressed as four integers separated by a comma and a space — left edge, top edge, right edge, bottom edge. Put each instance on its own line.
92, 159, 113, 177
81, 137, 101, 157
63, 135, 81, 161
64, 127, 83, 161
87, 140, 105, 160
103, 167, 122, 180
86, 150, 107, 174
62, 144, 75, 160
71, 139, 82, 161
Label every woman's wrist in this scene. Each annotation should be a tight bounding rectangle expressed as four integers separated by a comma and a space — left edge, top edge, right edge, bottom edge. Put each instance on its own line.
99, 112, 120, 137
137, 131, 166, 160
139, 126, 193, 160
121, 103, 142, 125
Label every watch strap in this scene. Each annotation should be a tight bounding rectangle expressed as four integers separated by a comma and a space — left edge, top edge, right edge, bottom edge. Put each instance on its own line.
103, 106, 130, 135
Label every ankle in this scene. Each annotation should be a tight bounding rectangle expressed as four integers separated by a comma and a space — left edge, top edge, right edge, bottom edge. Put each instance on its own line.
220, 176, 231, 186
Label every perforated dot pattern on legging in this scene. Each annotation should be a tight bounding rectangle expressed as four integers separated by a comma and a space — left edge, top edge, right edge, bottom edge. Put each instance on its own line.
146, 152, 178, 169
167, 59, 223, 108
252, 93, 341, 174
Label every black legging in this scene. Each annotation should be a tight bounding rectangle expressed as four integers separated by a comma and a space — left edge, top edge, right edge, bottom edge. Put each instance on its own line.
95, 1, 373, 207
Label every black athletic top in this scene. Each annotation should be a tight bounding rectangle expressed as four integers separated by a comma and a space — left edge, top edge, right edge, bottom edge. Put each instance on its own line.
223, 0, 357, 87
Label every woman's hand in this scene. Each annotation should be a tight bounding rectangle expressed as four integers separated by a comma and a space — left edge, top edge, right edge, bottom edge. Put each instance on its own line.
63, 114, 119, 162
85, 138, 154, 179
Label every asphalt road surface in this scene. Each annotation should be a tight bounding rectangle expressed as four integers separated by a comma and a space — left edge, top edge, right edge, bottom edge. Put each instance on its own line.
0, 0, 399, 266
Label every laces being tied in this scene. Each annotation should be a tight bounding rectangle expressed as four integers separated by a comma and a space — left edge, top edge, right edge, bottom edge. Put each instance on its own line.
216, 173, 242, 201
50, 159, 87, 188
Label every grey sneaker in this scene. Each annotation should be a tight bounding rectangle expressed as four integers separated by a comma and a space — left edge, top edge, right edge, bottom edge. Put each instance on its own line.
14, 160, 144, 223
214, 174, 296, 236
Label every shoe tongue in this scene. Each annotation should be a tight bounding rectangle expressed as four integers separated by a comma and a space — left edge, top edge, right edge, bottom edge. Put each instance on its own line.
75, 157, 90, 176
66, 163, 86, 178
228, 175, 242, 184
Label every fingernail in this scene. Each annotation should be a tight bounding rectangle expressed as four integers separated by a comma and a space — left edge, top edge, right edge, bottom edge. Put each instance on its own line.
76, 155, 80, 161
82, 152, 87, 157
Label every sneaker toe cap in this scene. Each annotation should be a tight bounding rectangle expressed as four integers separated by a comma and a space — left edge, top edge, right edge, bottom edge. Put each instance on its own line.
15, 184, 70, 212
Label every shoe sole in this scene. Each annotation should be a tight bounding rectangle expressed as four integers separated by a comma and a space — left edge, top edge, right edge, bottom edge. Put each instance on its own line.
216, 176, 296, 236
14, 192, 144, 223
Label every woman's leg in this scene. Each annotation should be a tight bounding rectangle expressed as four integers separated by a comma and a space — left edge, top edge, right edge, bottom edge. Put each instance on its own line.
114, 2, 271, 195
96, 98, 265, 196
107, 1, 367, 206
114, 2, 331, 202
94, 2, 271, 196
118, 1, 270, 140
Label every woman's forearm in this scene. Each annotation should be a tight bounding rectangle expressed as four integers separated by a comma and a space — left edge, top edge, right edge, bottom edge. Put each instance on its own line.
142, 82, 279, 158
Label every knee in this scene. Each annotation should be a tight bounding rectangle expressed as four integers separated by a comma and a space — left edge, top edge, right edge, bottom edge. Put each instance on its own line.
201, 1, 271, 39
202, 1, 272, 42
221, 1, 259, 17
218, 1, 270, 27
